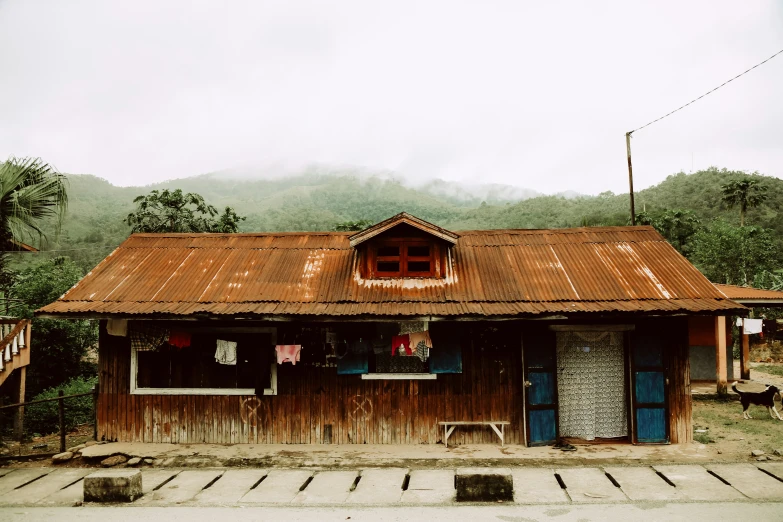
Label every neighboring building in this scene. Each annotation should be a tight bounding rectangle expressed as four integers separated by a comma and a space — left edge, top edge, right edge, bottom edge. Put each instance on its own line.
37, 213, 744, 446
690, 284, 783, 387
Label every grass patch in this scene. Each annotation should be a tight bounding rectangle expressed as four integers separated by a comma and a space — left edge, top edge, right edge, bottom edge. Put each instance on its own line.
755, 364, 783, 377
693, 398, 783, 456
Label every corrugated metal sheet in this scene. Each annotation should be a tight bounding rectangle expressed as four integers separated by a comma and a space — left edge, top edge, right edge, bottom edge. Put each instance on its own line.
38, 226, 744, 317
714, 284, 783, 303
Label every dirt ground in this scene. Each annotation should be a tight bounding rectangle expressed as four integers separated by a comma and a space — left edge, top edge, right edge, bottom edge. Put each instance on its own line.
692, 398, 783, 458
691, 359, 783, 460
0, 423, 94, 461
3, 364, 782, 468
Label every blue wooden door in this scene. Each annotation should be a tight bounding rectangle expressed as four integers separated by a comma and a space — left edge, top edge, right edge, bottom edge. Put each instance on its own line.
523, 329, 557, 445
631, 333, 669, 443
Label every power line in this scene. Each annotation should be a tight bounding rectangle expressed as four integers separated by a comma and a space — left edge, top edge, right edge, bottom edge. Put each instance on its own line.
629, 48, 783, 134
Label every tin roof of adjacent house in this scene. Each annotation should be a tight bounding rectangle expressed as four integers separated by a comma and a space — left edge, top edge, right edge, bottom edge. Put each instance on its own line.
36, 221, 744, 319
714, 284, 783, 306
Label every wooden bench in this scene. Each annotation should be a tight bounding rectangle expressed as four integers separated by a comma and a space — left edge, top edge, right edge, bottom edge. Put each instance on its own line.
439, 421, 511, 447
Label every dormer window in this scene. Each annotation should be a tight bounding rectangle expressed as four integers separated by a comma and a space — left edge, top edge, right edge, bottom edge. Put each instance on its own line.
348, 212, 460, 280
374, 240, 434, 277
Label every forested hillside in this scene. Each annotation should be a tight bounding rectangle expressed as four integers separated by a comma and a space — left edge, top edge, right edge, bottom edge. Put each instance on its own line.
13, 167, 782, 279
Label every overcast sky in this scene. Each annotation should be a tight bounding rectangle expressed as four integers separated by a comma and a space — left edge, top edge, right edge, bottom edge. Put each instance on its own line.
1, 1, 781, 194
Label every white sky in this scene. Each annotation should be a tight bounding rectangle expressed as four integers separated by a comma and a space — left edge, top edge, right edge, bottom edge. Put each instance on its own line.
1, 1, 781, 194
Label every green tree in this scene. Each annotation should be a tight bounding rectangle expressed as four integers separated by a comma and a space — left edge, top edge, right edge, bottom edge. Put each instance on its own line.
720, 178, 768, 227
635, 209, 701, 255
0, 157, 69, 291
690, 220, 777, 285
9, 257, 98, 397
124, 189, 245, 233
333, 220, 372, 231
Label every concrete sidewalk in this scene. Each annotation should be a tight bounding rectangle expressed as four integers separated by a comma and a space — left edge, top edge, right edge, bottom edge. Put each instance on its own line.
74, 441, 725, 469
1, 463, 783, 507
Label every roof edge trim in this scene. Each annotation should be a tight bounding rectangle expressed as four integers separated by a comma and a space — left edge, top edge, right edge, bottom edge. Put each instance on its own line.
348, 212, 459, 247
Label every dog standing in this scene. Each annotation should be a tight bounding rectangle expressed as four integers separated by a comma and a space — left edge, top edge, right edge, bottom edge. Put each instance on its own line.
731, 382, 783, 421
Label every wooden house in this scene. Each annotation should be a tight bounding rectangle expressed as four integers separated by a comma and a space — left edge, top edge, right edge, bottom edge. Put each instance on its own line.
37, 213, 745, 446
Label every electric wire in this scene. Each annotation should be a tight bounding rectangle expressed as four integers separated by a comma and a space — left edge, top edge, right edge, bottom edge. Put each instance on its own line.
629, 48, 783, 134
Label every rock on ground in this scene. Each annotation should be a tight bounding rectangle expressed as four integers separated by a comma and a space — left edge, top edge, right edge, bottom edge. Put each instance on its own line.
751, 450, 765, 457
127, 457, 141, 466
52, 451, 74, 463
774, 449, 782, 457
101, 455, 128, 467
68, 444, 86, 453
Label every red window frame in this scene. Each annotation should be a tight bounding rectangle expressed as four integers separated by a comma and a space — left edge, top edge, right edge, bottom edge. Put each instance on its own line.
373, 240, 435, 278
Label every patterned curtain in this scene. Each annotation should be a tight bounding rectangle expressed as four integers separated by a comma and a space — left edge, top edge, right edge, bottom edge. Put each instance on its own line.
556, 331, 628, 440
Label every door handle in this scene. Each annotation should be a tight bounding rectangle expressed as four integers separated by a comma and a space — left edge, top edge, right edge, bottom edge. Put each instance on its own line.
524, 381, 532, 388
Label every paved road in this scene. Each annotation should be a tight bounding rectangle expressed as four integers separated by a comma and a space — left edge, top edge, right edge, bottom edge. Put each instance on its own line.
2, 503, 783, 522
0, 463, 782, 507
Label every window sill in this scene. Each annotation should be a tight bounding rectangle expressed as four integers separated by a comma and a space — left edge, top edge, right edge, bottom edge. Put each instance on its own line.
361, 373, 436, 380
130, 388, 276, 396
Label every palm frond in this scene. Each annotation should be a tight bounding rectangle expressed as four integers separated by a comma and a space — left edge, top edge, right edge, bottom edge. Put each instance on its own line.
0, 156, 68, 246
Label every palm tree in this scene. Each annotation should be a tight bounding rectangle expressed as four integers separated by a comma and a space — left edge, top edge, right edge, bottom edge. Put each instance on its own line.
0, 157, 69, 290
720, 178, 768, 227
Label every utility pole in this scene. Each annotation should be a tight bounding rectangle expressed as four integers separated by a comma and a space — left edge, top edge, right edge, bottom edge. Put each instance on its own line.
626, 132, 636, 226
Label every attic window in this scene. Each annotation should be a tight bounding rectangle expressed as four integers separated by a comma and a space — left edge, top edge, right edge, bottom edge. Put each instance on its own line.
374, 240, 434, 277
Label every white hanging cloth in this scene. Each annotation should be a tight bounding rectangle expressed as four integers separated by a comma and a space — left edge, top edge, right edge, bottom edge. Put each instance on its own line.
215, 339, 237, 365
743, 318, 763, 335
107, 319, 128, 337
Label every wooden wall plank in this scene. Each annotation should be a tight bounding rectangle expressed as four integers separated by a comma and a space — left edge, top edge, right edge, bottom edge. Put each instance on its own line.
96, 320, 689, 447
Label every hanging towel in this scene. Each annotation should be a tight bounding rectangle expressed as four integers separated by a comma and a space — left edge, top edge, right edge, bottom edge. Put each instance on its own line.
408, 331, 433, 351
130, 323, 169, 352
743, 318, 763, 335
276, 344, 302, 365
215, 339, 238, 365
736, 317, 743, 328
391, 334, 411, 356
168, 330, 191, 349
107, 319, 128, 337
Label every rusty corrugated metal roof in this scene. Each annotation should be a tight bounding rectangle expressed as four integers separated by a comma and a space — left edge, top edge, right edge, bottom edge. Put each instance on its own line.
37, 225, 744, 318
714, 284, 783, 305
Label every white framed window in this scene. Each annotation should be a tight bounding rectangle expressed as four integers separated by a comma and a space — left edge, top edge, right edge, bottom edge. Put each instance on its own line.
129, 327, 278, 396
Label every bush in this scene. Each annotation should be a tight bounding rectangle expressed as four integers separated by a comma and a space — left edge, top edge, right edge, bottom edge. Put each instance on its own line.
24, 376, 97, 436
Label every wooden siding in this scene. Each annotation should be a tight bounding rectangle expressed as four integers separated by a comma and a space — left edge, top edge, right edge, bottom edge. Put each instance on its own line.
666, 318, 693, 443
96, 319, 693, 445
97, 321, 525, 445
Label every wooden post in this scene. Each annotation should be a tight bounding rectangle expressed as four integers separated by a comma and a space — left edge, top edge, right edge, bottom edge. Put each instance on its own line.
626, 132, 636, 225
740, 324, 750, 380
92, 384, 99, 441
13, 367, 26, 440
58, 390, 66, 453
715, 316, 728, 396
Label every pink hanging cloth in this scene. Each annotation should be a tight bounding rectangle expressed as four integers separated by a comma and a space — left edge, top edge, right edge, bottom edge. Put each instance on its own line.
276, 344, 302, 365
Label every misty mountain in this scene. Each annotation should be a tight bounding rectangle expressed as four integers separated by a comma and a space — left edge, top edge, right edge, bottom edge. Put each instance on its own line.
16, 167, 782, 275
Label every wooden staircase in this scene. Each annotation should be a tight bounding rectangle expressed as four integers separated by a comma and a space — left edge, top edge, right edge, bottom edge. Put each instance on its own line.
0, 319, 31, 389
